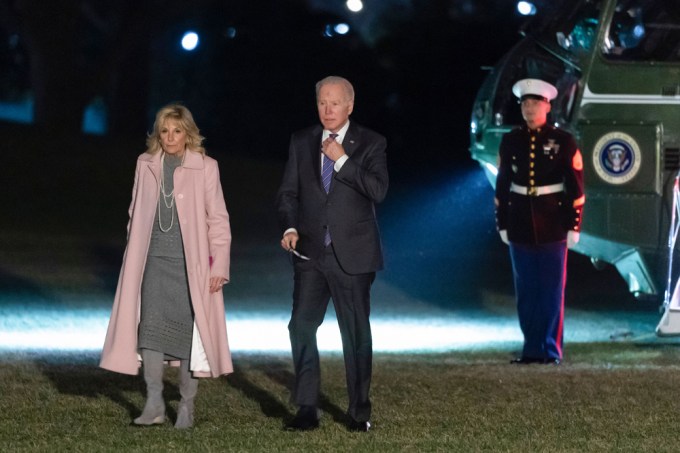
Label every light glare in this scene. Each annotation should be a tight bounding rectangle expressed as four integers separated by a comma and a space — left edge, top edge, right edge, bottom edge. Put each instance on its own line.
181, 31, 199, 51
484, 161, 499, 177
0, 307, 525, 353
346, 0, 363, 13
517, 1, 536, 16
334, 23, 350, 35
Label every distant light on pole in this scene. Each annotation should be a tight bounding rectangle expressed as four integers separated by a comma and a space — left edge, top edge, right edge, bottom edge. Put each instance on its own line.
323, 23, 351, 38
346, 0, 363, 13
181, 31, 199, 51
517, 1, 536, 16
334, 23, 350, 35
225, 27, 237, 39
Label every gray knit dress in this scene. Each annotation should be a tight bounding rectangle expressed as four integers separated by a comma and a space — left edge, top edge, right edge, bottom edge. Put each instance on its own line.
138, 153, 193, 360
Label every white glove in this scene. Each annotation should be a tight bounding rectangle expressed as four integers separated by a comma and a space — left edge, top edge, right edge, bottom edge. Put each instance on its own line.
499, 230, 509, 245
567, 231, 580, 247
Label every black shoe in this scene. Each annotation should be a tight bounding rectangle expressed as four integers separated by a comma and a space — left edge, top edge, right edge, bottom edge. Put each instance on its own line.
348, 419, 371, 432
510, 357, 543, 364
285, 406, 319, 431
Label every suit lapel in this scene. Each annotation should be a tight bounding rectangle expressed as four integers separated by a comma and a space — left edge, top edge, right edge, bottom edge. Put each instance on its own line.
322, 122, 359, 194
310, 123, 359, 194
343, 123, 359, 158
307, 129, 324, 192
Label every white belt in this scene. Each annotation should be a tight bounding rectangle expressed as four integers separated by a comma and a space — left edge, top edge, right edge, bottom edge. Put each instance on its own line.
510, 182, 564, 197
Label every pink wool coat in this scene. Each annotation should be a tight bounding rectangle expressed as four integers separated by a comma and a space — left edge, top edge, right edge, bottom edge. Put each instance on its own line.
99, 150, 233, 378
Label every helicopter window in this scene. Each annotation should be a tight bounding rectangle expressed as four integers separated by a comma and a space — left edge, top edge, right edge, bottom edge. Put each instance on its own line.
603, 0, 680, 62
554, 1, 604, 55
558, 18, 598, 53
492, 52, 581, 128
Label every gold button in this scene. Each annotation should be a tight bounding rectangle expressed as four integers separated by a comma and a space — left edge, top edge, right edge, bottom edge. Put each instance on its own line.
531, 144, 535, 150
530, 162, 534, 168
530, 179, 535, 185
531, 136, 536, 142
529, 171, 535, 176
530, 153, 535, 158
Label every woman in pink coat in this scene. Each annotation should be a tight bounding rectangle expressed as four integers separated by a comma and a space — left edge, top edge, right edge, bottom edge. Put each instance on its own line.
100, 104, 233, 429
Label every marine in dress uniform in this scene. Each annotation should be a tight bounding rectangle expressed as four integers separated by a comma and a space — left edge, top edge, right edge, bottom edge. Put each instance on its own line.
495, 78, 585, 365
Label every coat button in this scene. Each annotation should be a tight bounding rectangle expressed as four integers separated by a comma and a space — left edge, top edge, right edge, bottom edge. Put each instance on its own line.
177, 194, 184, 199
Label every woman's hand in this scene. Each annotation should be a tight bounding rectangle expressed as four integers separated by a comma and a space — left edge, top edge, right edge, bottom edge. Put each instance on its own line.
209, 276, 228, 293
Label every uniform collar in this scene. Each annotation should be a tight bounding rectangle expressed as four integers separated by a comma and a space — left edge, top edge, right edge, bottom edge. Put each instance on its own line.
524, 123, 553, 134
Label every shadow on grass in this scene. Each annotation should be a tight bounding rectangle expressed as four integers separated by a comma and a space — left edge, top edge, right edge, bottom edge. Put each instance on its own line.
38, 360, 140, 419
226, 357, 347, 428
226, 363, 292, 421
36, 357, 183, 423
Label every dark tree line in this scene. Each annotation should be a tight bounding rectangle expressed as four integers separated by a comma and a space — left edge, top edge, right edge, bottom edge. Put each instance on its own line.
0, 0, 523, 163
0, 0, 170, 137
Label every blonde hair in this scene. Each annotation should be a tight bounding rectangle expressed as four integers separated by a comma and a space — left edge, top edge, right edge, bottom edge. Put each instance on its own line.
145, 103, 206, 155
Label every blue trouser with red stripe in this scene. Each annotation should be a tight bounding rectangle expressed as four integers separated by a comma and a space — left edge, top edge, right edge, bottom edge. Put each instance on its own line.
509, 241, 568, 360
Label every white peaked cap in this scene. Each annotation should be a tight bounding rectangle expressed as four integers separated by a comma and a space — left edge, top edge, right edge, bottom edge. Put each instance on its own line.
512, 78, 558, 101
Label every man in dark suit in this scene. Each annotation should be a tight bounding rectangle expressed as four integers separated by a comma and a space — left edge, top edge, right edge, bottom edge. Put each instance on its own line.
276, 76, 388, 432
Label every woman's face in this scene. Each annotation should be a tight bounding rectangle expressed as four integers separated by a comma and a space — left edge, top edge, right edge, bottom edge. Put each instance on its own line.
159, 118, 187, 155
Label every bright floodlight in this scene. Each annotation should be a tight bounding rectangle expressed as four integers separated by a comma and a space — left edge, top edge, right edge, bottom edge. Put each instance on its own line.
517, 1, 536, 16
181, 31, 199, 51
346, 0, 363, 13
334, 23, 350, 35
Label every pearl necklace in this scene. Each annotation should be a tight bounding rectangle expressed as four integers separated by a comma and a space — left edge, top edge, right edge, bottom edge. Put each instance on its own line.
158, 151, 185, 232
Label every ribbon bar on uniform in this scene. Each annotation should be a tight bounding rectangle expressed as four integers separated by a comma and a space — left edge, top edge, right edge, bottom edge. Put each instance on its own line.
510, 182, 565, 197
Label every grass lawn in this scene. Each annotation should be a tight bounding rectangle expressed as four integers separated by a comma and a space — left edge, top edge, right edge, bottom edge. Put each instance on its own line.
2, 123, 678, 451
2, 345, 680, 452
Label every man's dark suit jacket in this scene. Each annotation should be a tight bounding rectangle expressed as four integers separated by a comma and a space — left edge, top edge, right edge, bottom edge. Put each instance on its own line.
277, 121, 388, 275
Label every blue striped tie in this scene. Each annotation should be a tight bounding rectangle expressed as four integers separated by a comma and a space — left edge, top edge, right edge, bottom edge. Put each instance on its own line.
322, 134, 337, 194
322, 133, 337, 246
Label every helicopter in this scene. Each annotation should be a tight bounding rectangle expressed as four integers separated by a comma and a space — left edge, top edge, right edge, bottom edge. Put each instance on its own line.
468, 0, 680, 332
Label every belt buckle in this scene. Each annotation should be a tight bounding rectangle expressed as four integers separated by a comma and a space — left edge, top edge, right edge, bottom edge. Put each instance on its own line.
527, 186, 538, 197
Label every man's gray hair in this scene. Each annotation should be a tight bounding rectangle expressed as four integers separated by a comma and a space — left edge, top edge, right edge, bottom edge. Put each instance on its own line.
315, 76, 355, 102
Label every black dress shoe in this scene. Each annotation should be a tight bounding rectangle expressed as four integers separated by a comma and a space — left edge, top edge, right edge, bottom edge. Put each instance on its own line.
510, 357, 543, 364
348, 419, 371, 432
285, 406, 319, 431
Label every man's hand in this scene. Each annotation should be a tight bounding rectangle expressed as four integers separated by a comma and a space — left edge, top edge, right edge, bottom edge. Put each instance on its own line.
322, 136, 346, 162
281, 231, 299, 251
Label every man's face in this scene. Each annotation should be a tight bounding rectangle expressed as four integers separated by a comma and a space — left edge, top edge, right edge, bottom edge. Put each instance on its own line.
520, 98, 551, 128
317, 83, 353, 133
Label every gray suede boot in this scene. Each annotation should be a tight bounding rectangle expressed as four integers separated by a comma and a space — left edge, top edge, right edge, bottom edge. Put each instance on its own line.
175, 359, 198, 429
134, 349, 166, 425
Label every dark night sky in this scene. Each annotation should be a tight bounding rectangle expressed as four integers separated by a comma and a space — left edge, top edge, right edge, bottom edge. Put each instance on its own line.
0, 0, 526, 172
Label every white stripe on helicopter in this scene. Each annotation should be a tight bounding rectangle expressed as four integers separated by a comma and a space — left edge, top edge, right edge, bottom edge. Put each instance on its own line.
581, 84, 680, 106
